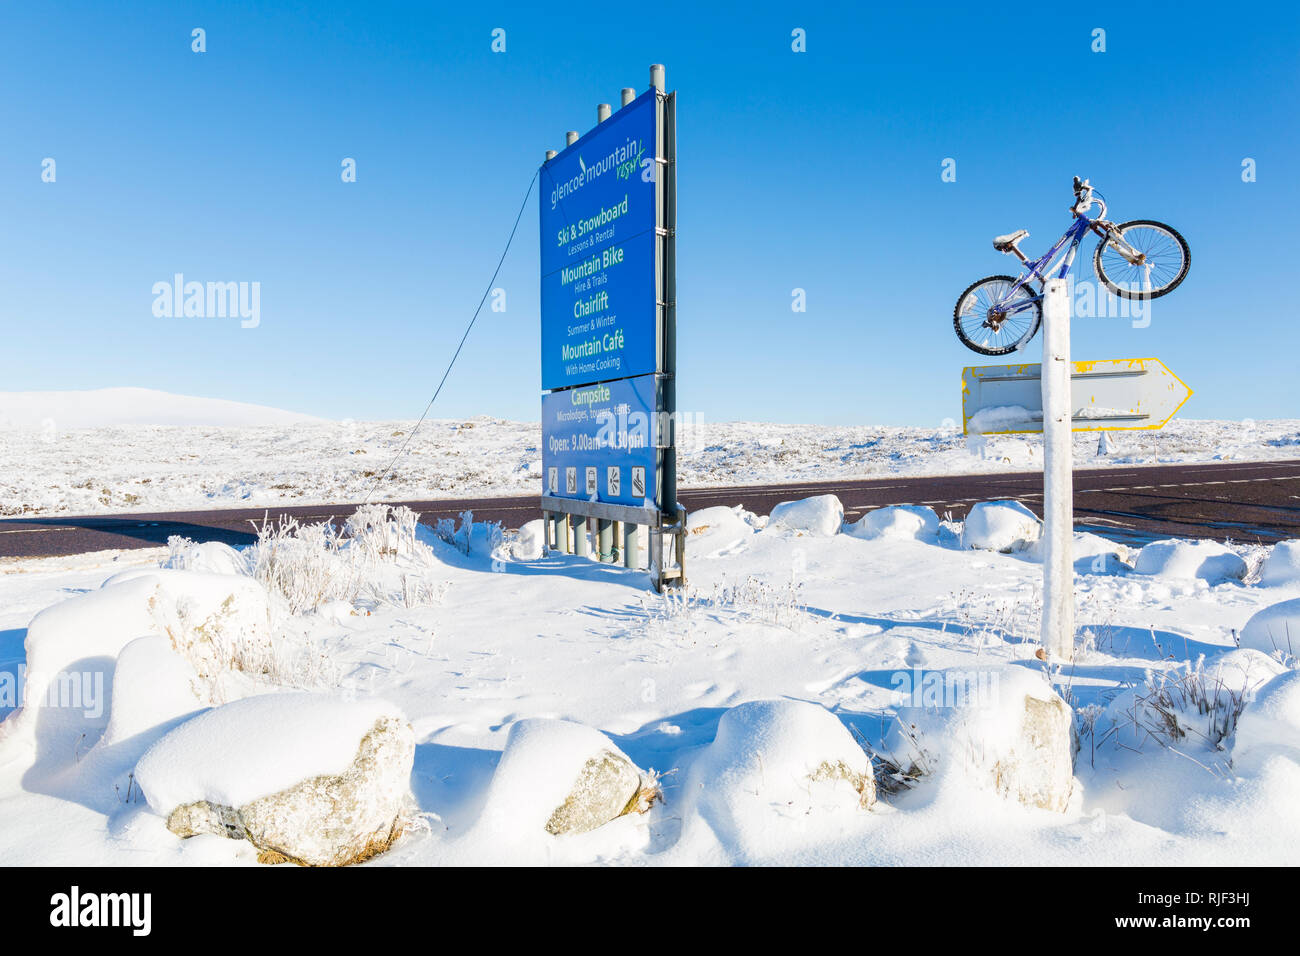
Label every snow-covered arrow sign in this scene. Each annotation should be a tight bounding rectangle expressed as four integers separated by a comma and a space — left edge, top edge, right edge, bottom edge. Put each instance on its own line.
961, 357, 1192, 435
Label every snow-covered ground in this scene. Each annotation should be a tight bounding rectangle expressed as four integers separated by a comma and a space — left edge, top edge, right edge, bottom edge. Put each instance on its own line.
1, 392, 1297, 515
1, 501, 1298, 866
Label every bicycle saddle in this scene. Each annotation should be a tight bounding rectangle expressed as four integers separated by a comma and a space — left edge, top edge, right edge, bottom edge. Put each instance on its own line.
992, 229, 1029, 252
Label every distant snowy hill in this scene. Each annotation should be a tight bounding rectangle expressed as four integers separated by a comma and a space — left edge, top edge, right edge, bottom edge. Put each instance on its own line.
0, 388, 324, 428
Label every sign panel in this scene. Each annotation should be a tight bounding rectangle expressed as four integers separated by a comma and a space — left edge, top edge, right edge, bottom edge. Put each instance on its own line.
961, 357, 1192, 435
541, 373, 659, 509
539, 90, 658, 391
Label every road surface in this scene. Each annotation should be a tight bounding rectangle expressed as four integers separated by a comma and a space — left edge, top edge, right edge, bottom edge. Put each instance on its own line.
2, 459, 1298, 559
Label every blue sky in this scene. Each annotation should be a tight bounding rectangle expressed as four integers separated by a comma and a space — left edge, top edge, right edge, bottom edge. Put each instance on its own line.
2, 1, 1296, 425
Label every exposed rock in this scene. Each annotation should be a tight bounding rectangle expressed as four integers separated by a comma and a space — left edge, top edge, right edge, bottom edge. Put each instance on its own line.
137, 694, 414, 866
545, 748, 655, 836
474, 718, 659, 839
163, 714, 413, 866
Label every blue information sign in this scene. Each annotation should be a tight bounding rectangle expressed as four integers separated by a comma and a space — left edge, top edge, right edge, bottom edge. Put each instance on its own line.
539, 90, 658, 392
541, 373, 659, 509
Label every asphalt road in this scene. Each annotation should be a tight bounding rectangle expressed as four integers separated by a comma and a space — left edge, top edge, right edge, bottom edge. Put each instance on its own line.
2, 459, 1298, 559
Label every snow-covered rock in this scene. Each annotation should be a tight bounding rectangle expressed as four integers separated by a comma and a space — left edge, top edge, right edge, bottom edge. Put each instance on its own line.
135, 693, 414, 866
474, 718, 657, 837
0, 569, 271, 758
1233, 671, 1300, 771
885, 667, 1074, 812
1260, 541, 1300, 587
100, 569, 276, 681
0, 574, 159, 755
686, 505, 756, 556
961, 500, 1042, 553
98, 637, 204, 749
163, 539, 248, 576
1239, 598, 1300, 660
846, 505, 938, 542
689, 700, 874, 846
766, 495, 845, 536
511, 519, 546, 561
1073, 532, 1133, 575
1134, 539, 1247, 584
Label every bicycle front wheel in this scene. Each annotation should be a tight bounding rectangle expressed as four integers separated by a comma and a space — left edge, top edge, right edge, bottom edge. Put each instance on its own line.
953, 275, 1043, 356
1094, 220, 1190, 300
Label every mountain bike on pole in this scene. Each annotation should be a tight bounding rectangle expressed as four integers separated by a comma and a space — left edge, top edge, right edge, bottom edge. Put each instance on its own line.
953, 177, 1190, 355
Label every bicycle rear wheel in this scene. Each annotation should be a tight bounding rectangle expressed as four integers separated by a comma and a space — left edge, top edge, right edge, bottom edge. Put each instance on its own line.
1094, 220, 1190, 300
953, 275, 1043, 356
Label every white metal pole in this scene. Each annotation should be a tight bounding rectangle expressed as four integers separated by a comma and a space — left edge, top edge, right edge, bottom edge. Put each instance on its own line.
1040, 278, 1074, 661
597, 103, 611, 123
565, 131, 578, 146
621, 88, 635, 107
650, 64, 664, 92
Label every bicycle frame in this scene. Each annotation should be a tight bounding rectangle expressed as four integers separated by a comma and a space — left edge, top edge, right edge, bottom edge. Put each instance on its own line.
1000, 214, 1098, 311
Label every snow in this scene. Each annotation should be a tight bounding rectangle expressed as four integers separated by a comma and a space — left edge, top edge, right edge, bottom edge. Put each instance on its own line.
766, 494, 844, 536
1071, 532, 1132, 575
846, 504, 938, 542
684, 699, 873, 860
469, 718, 642, 841
961, 500, 1041, 553
1238, 598, 1300, 660
1261, 540, 1300, 587
510, 520, 546, 561
2, 496, 1300, 866
884, 665, 1073, 811
134, 692, 404, 812
163, 540, 249, 576
2, 408, 1297, 517
0, 387, 320, 429
99, 636, 204, 749
1233, 671, 1300, 771
686, 505, 758, 556
967, 405, 1035, 434
1134, 539, 1248, 584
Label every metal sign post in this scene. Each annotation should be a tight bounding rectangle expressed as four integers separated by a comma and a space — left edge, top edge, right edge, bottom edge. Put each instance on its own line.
960, 284, 1196, 661
1039, 279, 1073, 662
537, 64, 684, 592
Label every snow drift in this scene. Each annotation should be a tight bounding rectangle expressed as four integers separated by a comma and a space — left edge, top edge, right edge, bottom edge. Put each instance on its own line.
1239, 598, 1300, 660
1134, 540, 1248, 584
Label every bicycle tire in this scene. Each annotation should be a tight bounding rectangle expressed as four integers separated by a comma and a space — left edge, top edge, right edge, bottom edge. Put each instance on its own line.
1094, 219, 1190, 300
953, 274, 1043, 356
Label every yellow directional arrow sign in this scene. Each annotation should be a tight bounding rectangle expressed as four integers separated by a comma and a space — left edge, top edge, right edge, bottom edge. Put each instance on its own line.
961, 357, 1193, 435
